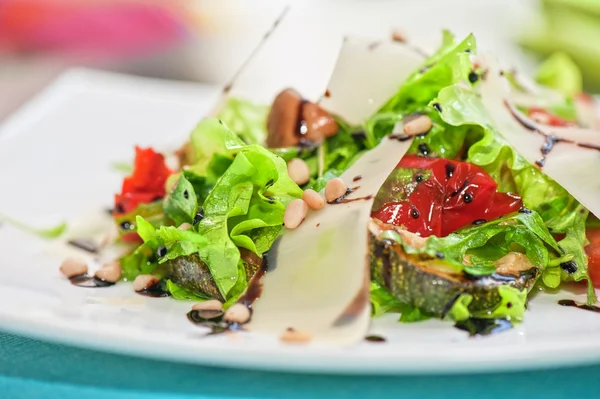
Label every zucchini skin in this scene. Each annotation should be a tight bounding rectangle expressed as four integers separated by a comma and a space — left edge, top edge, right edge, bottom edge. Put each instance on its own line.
369, 232, 539, 318
164, 250, 261, 301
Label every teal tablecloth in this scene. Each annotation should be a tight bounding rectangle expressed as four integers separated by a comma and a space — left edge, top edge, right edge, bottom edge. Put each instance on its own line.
1, 331, 599, 399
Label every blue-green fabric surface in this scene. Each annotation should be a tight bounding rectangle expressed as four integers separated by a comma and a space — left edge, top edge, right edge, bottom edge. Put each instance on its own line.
1, 331, 599, 399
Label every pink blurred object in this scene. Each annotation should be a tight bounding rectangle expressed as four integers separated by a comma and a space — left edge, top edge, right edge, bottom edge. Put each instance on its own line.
0, 0, 191, 59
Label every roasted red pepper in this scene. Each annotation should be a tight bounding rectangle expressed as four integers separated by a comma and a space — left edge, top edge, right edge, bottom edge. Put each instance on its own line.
372, 155, 522, 237
113, 147, 172, 242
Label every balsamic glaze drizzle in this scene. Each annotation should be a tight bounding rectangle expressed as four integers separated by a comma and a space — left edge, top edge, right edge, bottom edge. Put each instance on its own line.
558, 299, 600, 313
505, 101, 600, 168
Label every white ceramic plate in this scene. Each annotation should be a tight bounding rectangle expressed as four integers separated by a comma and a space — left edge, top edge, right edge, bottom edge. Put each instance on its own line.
1, 69, 600, 375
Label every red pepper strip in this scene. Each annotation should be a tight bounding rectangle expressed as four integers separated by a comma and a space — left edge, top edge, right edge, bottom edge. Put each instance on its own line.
371, 155, 523, 237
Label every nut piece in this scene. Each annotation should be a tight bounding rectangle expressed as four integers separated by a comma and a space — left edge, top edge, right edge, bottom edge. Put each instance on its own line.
223, 303, 251, 324
495, 252, 534, 277
391, 28, 407, 43
192, 300, 223, 311
280, 328, 312, 344
324, 178, 348, 203
59, 258, 88, 278
95, 261, 122, 283
133, 274, 159, 292
284, 199, 308, 229
403, 115, 432, 135
302, 189, 325, 210
287, 158, 311, 186
266, 89, 338, 148
178, 222, 192, 230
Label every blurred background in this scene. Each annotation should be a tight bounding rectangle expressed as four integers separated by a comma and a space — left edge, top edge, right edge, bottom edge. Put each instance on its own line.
1, 0, 599, 122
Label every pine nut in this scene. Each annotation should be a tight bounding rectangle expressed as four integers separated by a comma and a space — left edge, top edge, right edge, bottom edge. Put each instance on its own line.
192, 300, 223, 311
178, 222, 192, 230
391, 28, 407, 43
280, 328, 312, 343
324, 178, 347, 203
133, 274, 159, 292
59, 258, 88, 278
287, 158, 311, 186
284, 199, 308, 229
302, 189, 324, 210
403, 115, 432, 135
95, 261, 122, 283
223, 303, 251, 324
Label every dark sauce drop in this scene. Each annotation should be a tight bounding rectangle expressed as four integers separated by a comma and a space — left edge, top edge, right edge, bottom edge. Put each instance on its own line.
113, 203, 125, 214
455, 318, 512, 336
237, 254, 269, 308
295, 99, 309, 137
365, 335, 386, 343
67, 239, 99, 254
445, 163, 455, 178
417, 143, 430, 155
388, 133, 412, 142
157, 246, 167, 257
558, 299, 600, 313
504, 100, 600, 169
560, 261, 578, 274
187, 310, 230, 335
415, 174, 424, 183
472, 219, 487, 225
120, 221, 132, 230
324, 89, 331, 98
463, 193, 473, 203
432, 103, 442, 113
518, 207, 532, 214
137, 284, 171, 298
69, 274, 115, 288
468, 71, 479, 83
410, 208, 420, 219
193, 208, 205, 225
353, 175, 363, 182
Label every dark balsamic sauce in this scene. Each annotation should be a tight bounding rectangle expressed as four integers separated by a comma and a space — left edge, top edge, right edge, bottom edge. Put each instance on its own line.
445, 163, 455, 178
455, 318, 512, 336
295, 99, 309, 137
187, 254, 270, 336
472, 219, 487, 225
364, 335, 387, 343
558, 299, 600, 313
237, 254, 269, 308
67, 239, 99, 254
417, 143, 430, 155
324, 89, 331, 98
353, 175, 363, 182
504, 101, 600, 168
468, 71, 479, 83
388, 133, 413, 142
560, 261, 578, 274
69, 274, 115, 288
328, 186, 374, 204
137, 284, 171, 298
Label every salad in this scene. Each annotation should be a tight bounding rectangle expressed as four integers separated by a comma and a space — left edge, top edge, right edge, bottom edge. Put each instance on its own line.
59, 31, 600, 341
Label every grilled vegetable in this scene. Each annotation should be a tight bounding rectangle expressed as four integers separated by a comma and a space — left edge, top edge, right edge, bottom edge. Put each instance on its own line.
368, 220, 539, 318
164, 249, 262, 302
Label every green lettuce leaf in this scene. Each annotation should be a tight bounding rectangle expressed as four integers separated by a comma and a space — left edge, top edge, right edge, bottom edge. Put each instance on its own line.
163, 175, 198, 226
364, 31, 476, 148
535, 51, 583, 96
396, 211, 560, 277
0, 214, 67, 239
165, 279, 211, 301
431, 82, 594, 300
217, 97, 269, 145
446, 286, 527, 322
370, 282, 433, 322
195, 135, 302, 298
